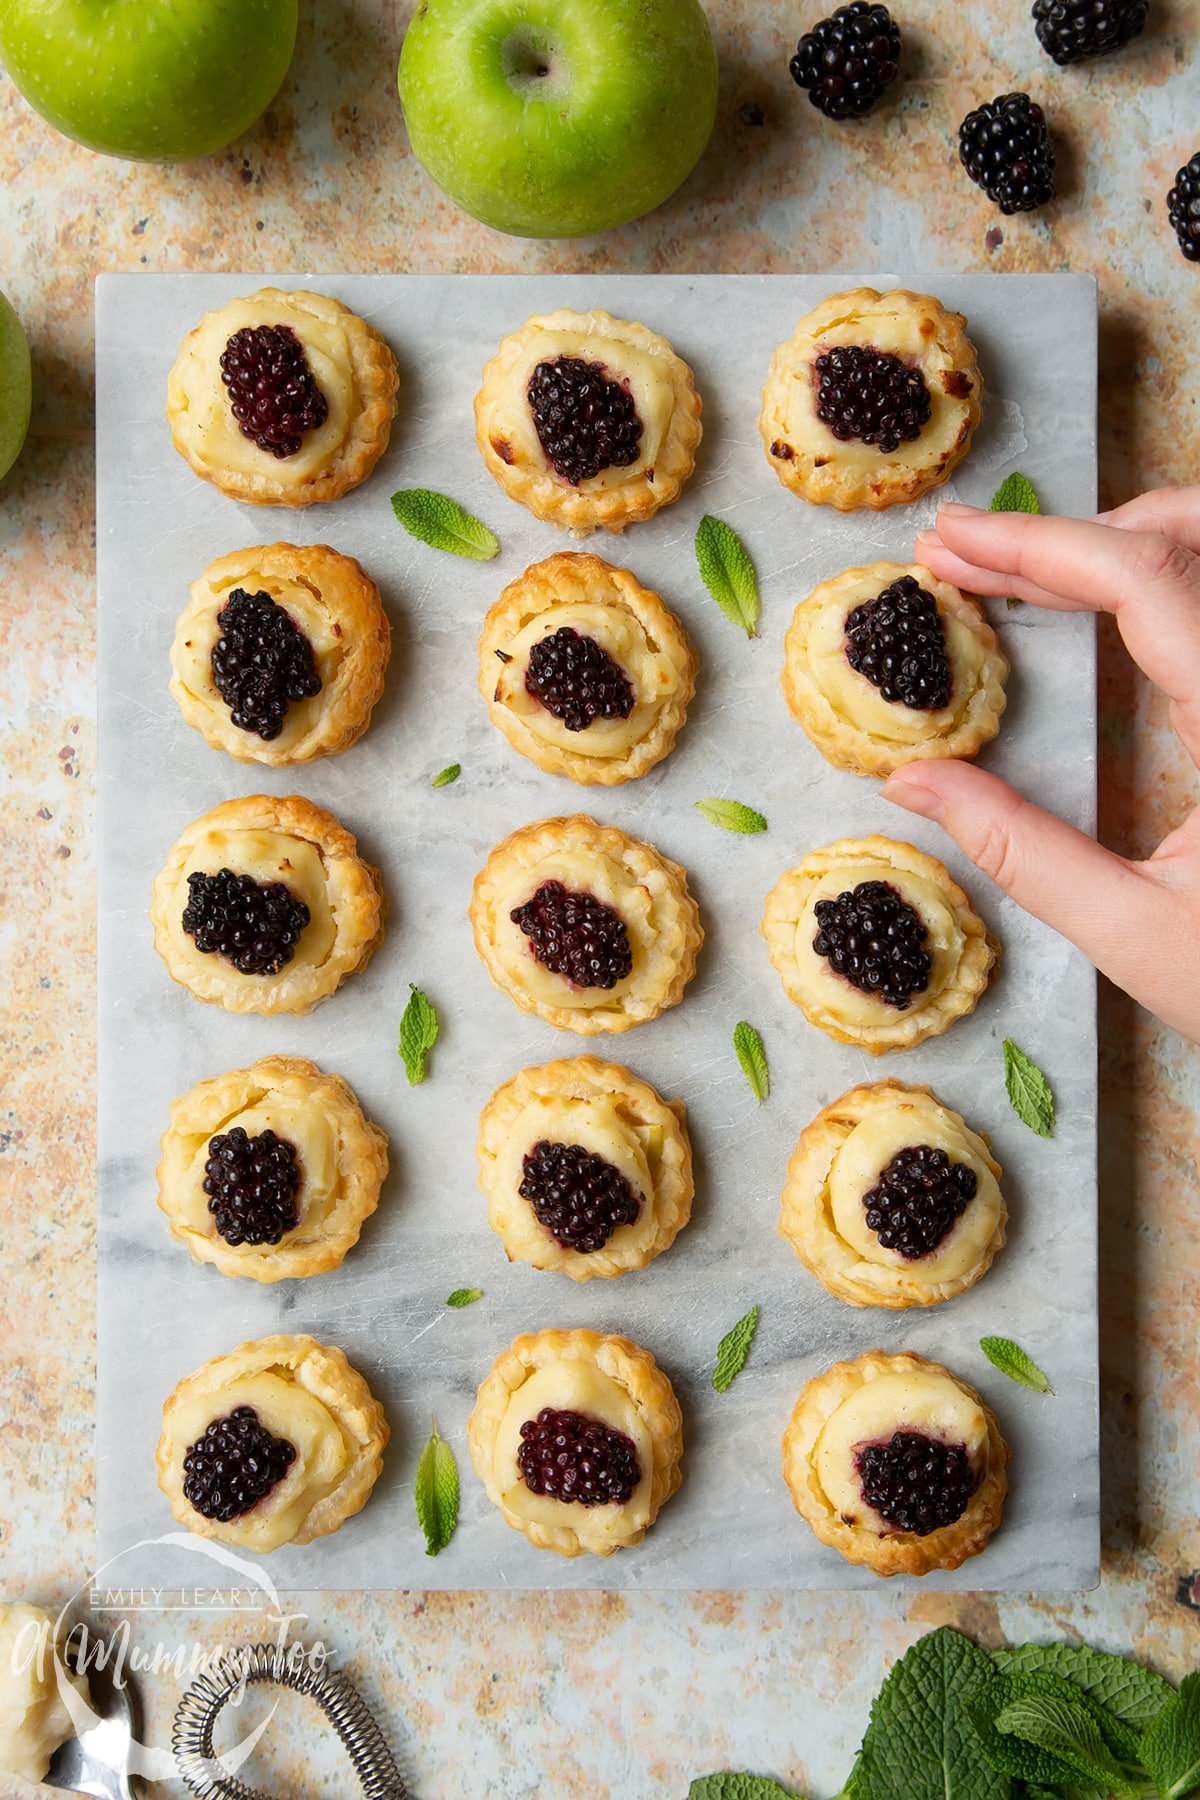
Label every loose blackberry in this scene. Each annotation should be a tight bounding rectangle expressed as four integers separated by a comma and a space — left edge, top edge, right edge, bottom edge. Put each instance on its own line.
813, 346, 932, 453
525, 627, 635, 733
845, 575, 952, 711
517, 1408, 642, 1507
181, 868, 310, 977
510, 880, 633, 991
1168, 153, 1200, 263
855, 1430, 980, 1534
813, 880, 931, 1009
219, 323, 329, 458
182, 1405, 297, 1522
519, 1139, 642, 1254
959, 93, 1056, 214
1032, 0, 1149, 63
204, 1126, 302, 1247
527, 357, 642, 485
211, 588, 321, 741
789, 3, 902, 120
863, 1144, 978, 1258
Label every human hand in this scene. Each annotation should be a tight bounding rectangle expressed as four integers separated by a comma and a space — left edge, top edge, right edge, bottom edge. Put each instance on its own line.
883, 488, 1200, 1044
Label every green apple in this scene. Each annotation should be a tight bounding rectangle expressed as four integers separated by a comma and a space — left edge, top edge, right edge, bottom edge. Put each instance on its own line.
0, 0, 298, 162
0, 292, 32, 484
398, 0, 719, 238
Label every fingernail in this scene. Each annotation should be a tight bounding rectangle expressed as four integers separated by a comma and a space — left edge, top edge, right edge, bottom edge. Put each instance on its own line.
914, 528, 944, 549
883, 773, 945, 822
938, 502, 987, 518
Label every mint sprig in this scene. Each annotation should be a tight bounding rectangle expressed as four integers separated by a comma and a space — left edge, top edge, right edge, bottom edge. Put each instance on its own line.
733, 1021, 769, 1103
853, 1626, 1008, 1800
1004, 1038, 1055, 1137
400, 984, 439, 1086
432, 762, 461, 788
695, 797, 767, 834
979, 1335, 1054, 1395
712, 1305, 758, 1393
414, 1418, 459, 1557
391, 488, 499, 560
445, 1288, 483, 1309
1140, 1673, 1200, 1800
695, 515, 760, 636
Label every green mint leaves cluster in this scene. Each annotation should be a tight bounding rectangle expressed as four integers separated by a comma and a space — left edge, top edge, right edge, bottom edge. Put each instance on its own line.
690, 1626, 1198, 1800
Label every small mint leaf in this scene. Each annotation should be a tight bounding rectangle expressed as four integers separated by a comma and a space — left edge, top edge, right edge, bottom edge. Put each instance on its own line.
994, 1643, 1173, 1735
993, 1689, 1140, 1792
446, 1288, 483, 1309
391, 488, 499, 560
414, 1418, 459, 1556
1004, 1039, 1055, 1137
712, 1305, 758, 1393
733, 1021, 769, 1103
990, 472, 1041, 515
695, 515, 760, 636
979, 1336, 1054, 1395
695, 797, 767, 834
432, 763, 461, 788
400, 984, 439, 1087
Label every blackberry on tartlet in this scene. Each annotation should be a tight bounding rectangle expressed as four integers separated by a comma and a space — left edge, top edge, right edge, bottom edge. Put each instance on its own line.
1032, 0, 1149, 63
959, 93, 1056, 214
789, 3, 902, 120
1168, 153, 1200, 263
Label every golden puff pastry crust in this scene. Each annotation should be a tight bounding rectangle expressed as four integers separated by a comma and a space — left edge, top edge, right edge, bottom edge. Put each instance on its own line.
782, 562, 1008, 777
780, 1081, 1006, 1309
478, 552, 698, 786
470, 815, 702, 1035
477, 1057, 692, 1280
761, 835, 998, 1054
156, 1334, 389, 1552
467, 1327, 683, 1557
760, 288, 983, 511
782, 1349, 1009, 1577
157, 1056, 389, 1283
474, 308, 702, 536
170, 543, 391, 767
150, 793, 384, 1016
166, 288, 399, 507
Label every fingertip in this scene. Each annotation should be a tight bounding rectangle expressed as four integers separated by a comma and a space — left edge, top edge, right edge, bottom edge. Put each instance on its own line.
882, 765, 948, 821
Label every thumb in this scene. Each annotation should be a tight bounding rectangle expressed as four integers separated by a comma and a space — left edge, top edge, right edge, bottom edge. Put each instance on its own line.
882, 761, 1150, 988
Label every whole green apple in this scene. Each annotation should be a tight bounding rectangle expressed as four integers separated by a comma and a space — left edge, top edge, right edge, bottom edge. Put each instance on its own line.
398, 0, 719, 237
0, 0, 298, 162
0, 291, 32, 483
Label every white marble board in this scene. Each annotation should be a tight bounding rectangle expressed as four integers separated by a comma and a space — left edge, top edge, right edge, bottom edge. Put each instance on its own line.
96, 273, 1099, 1592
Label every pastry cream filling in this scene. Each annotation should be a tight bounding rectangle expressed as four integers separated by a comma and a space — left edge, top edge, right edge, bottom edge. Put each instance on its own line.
0, 1604, 90, 1786
170, 1369, 351, 1553
826, 1096, 1003, 1281
173, 297, 356, 482
173, 570, 346, 755
164, 829, 336, 982
176, 1094, 338, 1245
498, 600, 682, 759
493, 851, 650, 1011
499, 329, 674, 491
795, 863, 964, 1027
814, 1371, 988, 1531
490, 1092, 665, 1261
494, 1363, 654, 1541
808, 593, 987, 743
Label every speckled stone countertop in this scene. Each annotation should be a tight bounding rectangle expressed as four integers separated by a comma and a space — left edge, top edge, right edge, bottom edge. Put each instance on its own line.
1, 3, 1197, 1795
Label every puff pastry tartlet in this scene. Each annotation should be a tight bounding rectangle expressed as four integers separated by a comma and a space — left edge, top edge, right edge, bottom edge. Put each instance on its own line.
760, 288, 983, 511
479, 552, 698, 785
782, 1350, 1008, 1576
166, 287, 399, 506
471, 815, 702, 1035
170, 543, 391, 766
157, 1056, 389, 1283
150, 794, 384, 1015
782, 561, 1008, 776
0, 1603, 92, 1786
468, 1328, 683, 1557
780, 1081, 1006, 1308
478, 1057, 692, 1280
762, 835, 997, 1053
474, 309, 702, 535
157, 1335, 389, 1552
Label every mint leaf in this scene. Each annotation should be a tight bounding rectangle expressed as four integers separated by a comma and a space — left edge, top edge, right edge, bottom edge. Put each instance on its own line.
994, 1690, 1143, 1793
446, 1288, 482, 1309
695, 515, 760, 636
994, 1644, 1173, 1735
1003, 1039, 1055, 1138
432, 762, 461, 788
733, 1021, 769, 1103
979, 1336, 1054, 1395
689, 1778, 802, 1799
712, 1305, 759, 1393
696, 798, 767, 834
391, 488, 499, 560
990, 472, 1041, 515
1140, 1672, 1200, 1799
854, 1626, 1010, 1800
400, 984, 439, 1086
414, 1419, 459, 1556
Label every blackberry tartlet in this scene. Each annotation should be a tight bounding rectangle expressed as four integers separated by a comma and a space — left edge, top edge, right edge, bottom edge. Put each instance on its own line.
468, 1327, 684, 1557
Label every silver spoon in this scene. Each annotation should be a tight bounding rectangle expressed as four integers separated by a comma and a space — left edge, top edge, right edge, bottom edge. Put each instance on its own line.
44, 1632, 139, 1800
